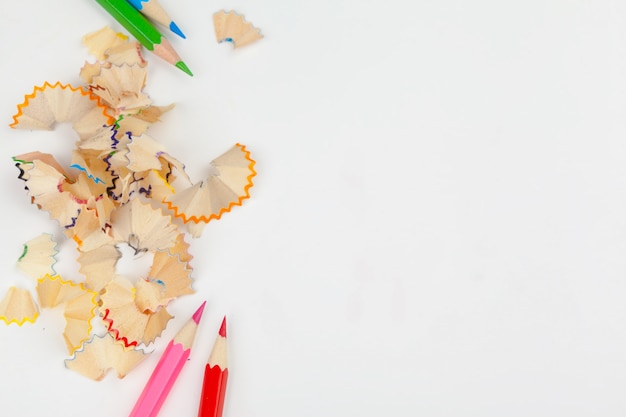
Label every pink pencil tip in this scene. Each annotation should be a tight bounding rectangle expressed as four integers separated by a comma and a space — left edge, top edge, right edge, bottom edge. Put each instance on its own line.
219, 316, 227, 338
192, 301, 207, 324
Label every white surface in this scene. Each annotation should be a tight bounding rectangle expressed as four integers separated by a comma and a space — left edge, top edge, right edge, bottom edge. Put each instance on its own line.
1, 0, 626, 416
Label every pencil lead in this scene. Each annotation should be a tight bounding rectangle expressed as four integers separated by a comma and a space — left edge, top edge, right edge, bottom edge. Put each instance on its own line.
219, 316, 227, 338
175, 61, 193, 76
169, 22, 186, 39
192, 301, 207, 324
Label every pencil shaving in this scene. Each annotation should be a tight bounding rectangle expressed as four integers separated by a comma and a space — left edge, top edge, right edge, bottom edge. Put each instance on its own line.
36, 275, 98, 354
70, 149, 111, 186
77, 243, 121, 293
213, 10, 263, 48
101, 276, 173, 347
105, 41, 146, 67
0, 287, 39, 326
69, 208, 114, 251
65, 333, 147, 380
83, 26, 129, 60
141, 249, 194, 310
89, 64, 151, 117
110, 198, 179, 254
163, 143, 256, 237
37, 274, 87, 308
14, 155, 83, 229
126, 134, 169, 172
9, 82, 113, 138
17, 233, 58, 280
114, 104, 175, 137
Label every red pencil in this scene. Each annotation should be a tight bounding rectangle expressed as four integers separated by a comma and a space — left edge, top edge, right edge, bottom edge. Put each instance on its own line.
197, 316, 228, 417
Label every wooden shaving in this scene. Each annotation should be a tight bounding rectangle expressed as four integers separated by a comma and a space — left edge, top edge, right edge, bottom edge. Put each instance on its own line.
36, 275, 98, 354
17, 233, 58, 280
0, 287, 39, 326
65, 333, 146, 380
213, 10, 263, 48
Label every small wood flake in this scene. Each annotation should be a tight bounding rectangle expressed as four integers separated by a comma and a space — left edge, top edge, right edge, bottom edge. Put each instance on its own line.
65, 333, 147, 380
213, 10, 263, 48
17, 233, 58, 280
0, 287, 39, 326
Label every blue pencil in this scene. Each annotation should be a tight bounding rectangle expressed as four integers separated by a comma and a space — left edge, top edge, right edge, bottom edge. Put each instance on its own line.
126, 0, 186, 39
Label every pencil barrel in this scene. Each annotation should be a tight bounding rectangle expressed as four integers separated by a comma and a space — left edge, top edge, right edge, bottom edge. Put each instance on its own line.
198, 364, 229, 417
129, 341, 191, 417
94, 0, 163, 50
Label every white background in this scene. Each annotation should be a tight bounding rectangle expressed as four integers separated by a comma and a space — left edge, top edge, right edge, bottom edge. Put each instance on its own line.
1, 0, 626, 416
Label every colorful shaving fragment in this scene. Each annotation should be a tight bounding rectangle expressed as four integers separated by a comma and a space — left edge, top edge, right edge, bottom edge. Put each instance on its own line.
14, 154, 99, 229
69, 163, 107, 185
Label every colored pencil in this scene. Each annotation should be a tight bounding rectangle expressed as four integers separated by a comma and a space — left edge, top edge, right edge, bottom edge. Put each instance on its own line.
94, 0, 193, 76
197, 316, 229, 417
128, 301, 206, 417
126, 0, 186, 39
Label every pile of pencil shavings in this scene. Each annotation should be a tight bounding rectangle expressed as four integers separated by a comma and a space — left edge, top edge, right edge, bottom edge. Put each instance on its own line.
0, 27, 256, 381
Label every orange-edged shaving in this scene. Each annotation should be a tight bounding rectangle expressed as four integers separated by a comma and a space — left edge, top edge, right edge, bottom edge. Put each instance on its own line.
163, 143, 256, 237
9, 81, 113, 138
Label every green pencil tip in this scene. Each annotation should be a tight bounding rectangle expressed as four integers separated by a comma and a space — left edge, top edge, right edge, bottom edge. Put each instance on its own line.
176, 61, 193, 76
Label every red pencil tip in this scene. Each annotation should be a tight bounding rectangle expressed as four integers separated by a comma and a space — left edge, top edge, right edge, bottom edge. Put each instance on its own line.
192, 301, 207, 324
219, 316, 227, 338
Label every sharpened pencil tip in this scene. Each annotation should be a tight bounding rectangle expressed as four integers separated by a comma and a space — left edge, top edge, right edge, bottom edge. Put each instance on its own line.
192, 301, 207, 324
176, 61, 193, 76
219, 316, 227, 338
170, 21, 186, 39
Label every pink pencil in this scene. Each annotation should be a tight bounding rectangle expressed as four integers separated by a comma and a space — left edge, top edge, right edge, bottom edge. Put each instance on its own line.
129, 301, 206, 417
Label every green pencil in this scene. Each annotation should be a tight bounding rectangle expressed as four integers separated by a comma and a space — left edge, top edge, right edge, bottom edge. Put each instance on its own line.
94, 0, 192, 76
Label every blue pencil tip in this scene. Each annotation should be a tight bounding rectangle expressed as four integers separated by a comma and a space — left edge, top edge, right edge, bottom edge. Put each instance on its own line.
170, 22, 186, 39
